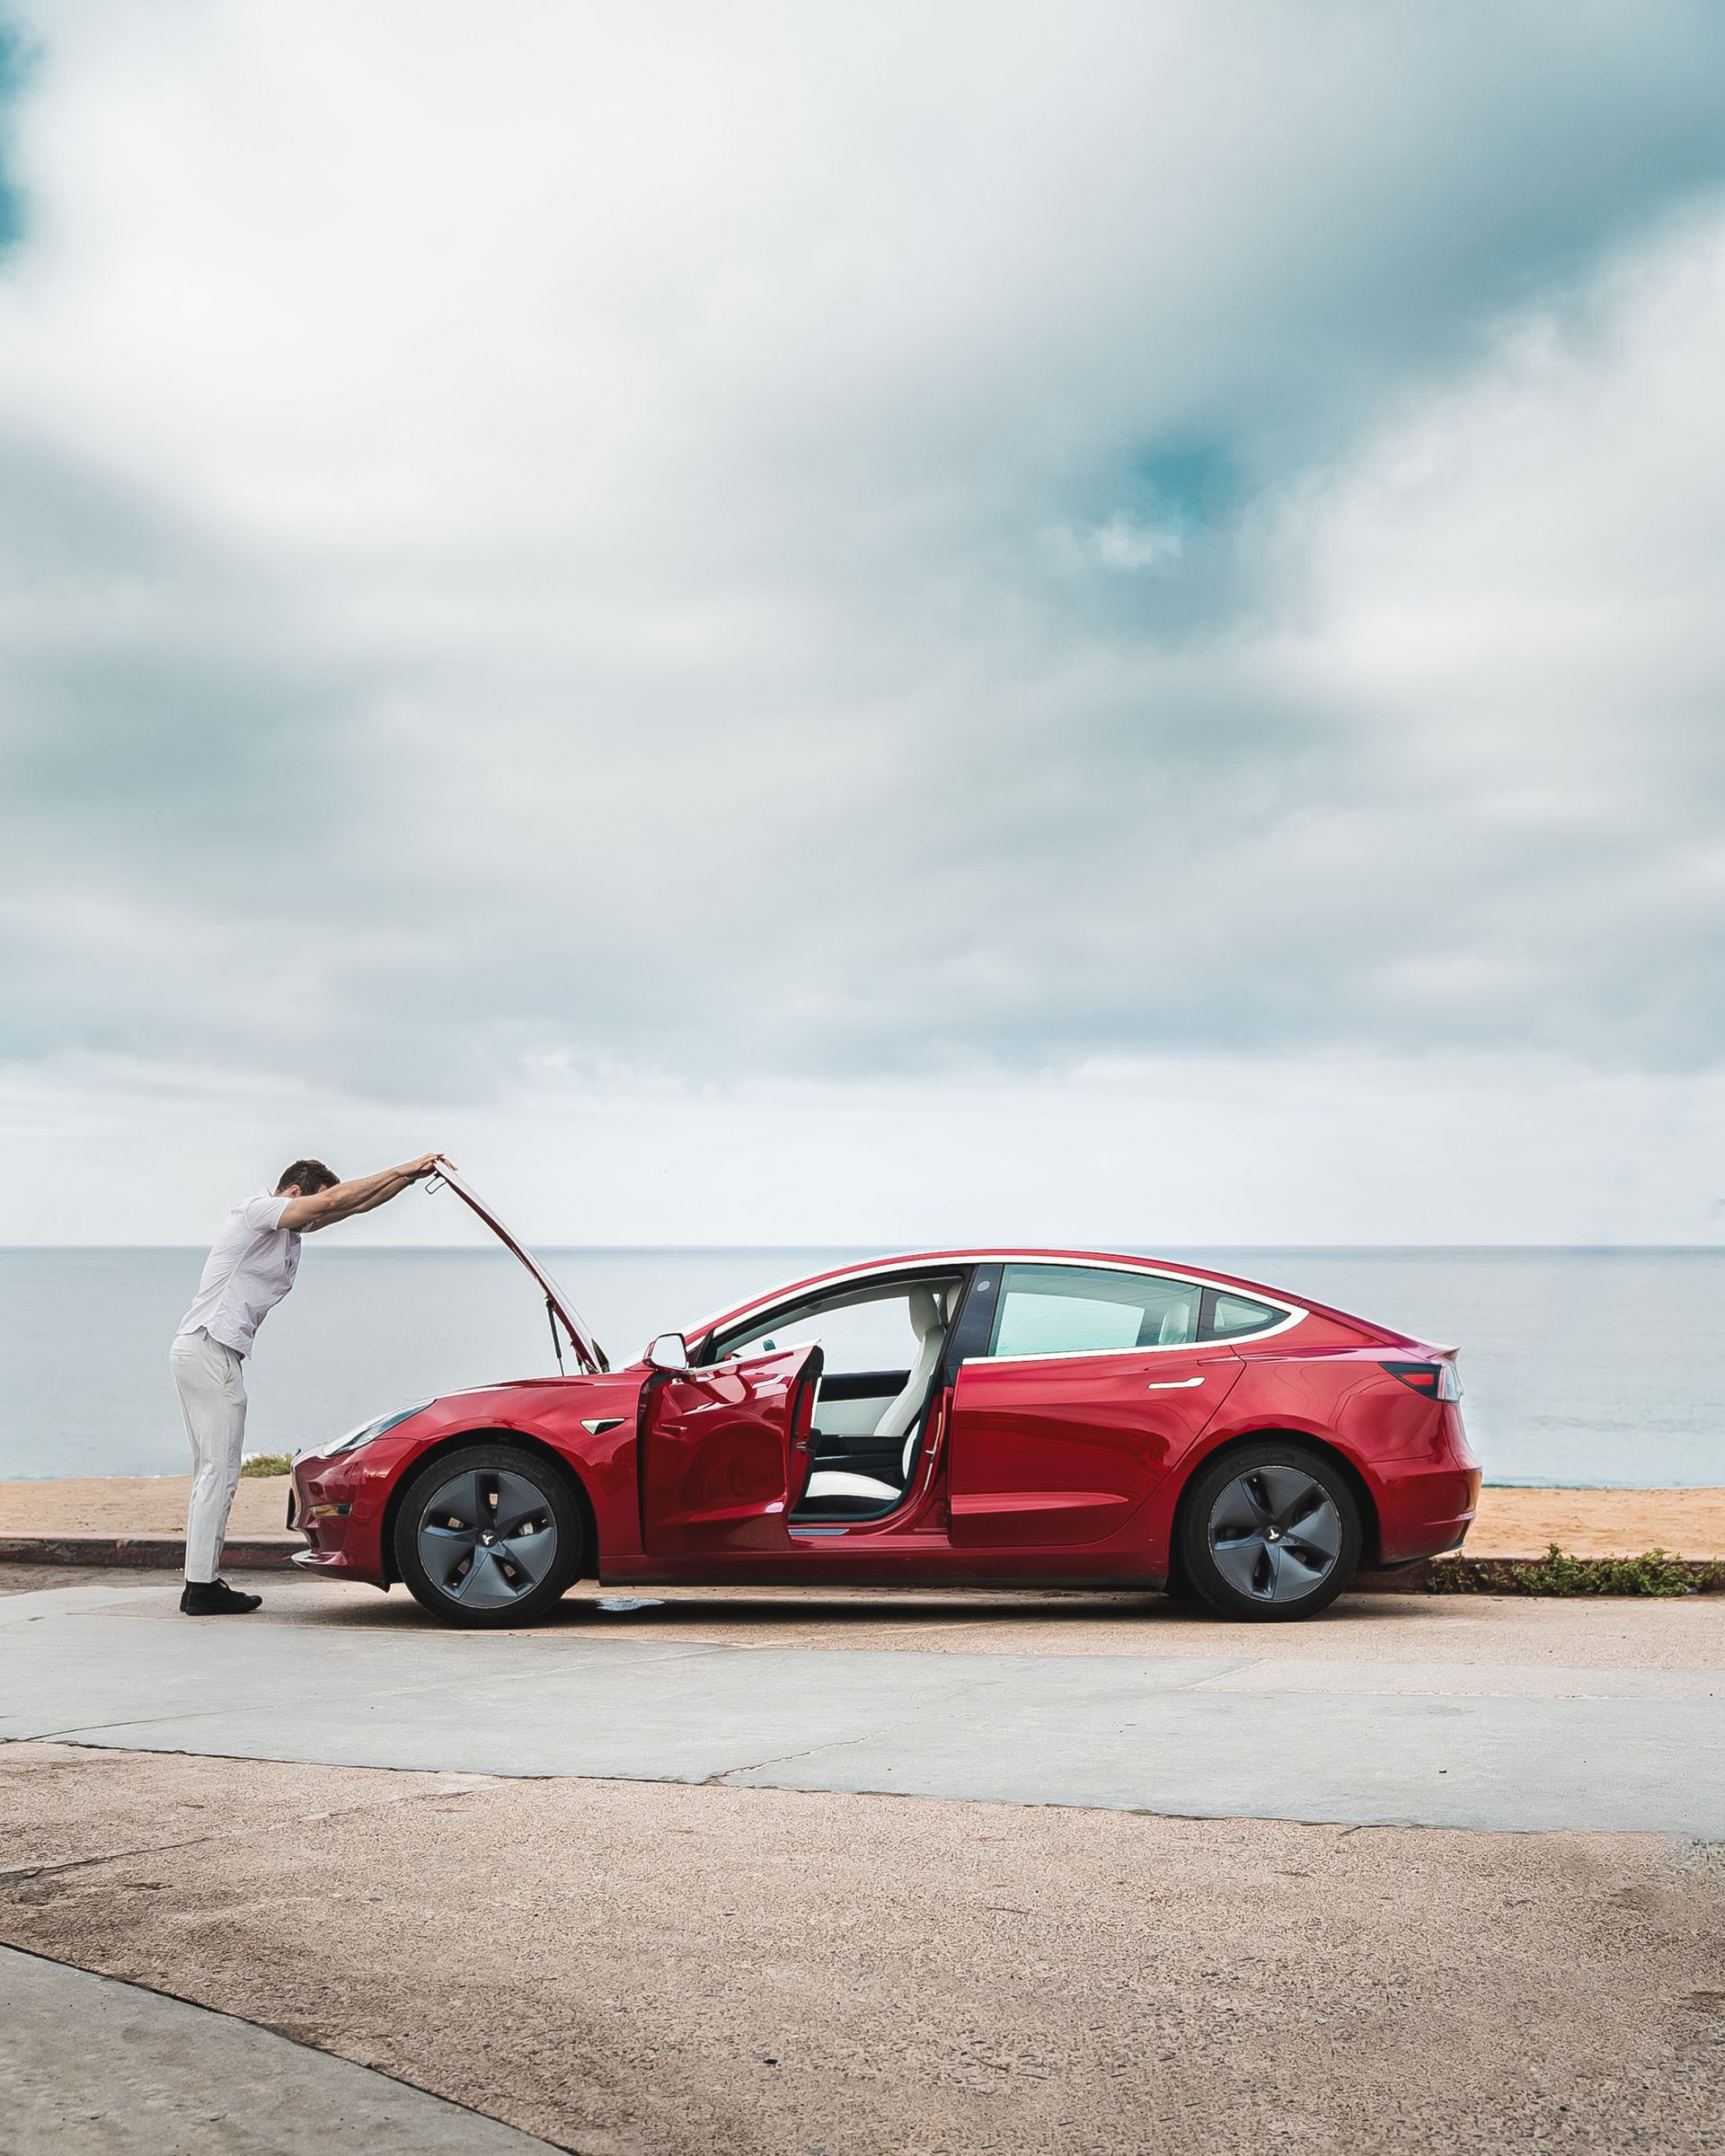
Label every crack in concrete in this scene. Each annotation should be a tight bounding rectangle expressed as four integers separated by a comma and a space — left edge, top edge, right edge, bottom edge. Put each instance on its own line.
0, 1830, 228, 1887
2, 1827, 251, 1888
2, 1712, 195, 1745
709, 1731, 878, 1781
0, 1771, 491, 1888
700, 1650, 1034, 1786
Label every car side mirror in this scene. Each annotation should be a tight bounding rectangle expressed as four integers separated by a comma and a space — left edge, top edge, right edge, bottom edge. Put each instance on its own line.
646, 1331, 693, 1374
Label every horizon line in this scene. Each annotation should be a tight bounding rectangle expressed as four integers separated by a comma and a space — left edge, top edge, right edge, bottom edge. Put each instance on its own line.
2, 1241, 1721, 1257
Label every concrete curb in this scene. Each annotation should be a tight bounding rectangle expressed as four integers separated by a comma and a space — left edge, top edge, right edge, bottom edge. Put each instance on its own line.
0, 1534, 300, 1570
0, 1537, 1719, 1594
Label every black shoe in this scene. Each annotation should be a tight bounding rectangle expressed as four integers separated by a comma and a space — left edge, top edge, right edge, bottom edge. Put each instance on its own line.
180, 1578, 262, 1615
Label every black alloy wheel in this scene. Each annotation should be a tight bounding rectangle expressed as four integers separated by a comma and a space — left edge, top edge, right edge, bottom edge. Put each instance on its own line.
394, 1443, 584, 1628
1177, 1439, 1361, 1621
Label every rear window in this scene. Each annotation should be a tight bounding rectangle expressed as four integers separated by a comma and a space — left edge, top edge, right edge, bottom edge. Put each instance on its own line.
1200, 1289, 1286, 1340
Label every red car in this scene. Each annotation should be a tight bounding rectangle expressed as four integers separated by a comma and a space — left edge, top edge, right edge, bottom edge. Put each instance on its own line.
289, 1169, 1479, 1627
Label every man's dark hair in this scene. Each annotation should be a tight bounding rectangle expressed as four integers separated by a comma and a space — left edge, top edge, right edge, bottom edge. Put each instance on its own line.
276, 1159, 340, 1195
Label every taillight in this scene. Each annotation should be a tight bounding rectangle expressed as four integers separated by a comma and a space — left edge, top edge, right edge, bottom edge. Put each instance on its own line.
1380, 1359, 1462, 1401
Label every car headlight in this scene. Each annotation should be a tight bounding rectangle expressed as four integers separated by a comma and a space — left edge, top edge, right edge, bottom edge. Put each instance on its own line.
314, 1401, 433, 1460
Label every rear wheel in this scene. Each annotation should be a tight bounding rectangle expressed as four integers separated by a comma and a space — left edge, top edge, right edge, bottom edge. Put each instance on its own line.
1177, 1441, 1361, 1621
395, 1444, 583, 1628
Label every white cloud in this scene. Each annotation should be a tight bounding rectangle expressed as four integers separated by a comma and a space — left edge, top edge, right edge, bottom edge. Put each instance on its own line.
1046, 516, 1185, 572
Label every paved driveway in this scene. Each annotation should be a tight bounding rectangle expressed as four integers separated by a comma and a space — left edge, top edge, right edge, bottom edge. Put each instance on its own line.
4, 1574, 1721, 1833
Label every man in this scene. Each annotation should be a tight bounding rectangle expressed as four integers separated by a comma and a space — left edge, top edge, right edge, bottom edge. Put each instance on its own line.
170, 1153, 445, 1615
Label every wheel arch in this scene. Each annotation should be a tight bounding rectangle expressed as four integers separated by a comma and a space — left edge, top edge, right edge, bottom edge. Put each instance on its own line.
381, 1427, 599, 1586
1169, 1426, 1383, 1569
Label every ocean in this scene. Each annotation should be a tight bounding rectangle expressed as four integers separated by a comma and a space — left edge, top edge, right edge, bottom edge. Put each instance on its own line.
1, 1245, 1720, 1488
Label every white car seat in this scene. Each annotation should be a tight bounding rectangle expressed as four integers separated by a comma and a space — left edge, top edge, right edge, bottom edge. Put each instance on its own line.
800, 1286, 947, 1507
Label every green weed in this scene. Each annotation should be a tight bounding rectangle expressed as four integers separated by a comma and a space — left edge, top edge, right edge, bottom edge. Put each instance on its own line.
1428, 1543, 1723, 1597
239, 1452, 293, 1478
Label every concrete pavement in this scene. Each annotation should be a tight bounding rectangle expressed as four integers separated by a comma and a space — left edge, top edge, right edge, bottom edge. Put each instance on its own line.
0, 1944, 567, 2153
2, 1573, 1722, 1833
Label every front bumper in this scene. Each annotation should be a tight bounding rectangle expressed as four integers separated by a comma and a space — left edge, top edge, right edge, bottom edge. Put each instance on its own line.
288, 1449, 389, 1583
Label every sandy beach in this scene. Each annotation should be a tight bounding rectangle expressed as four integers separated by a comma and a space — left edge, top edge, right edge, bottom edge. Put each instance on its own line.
1471, 1484, 1725, 1560
0, 1474, 302, 1542
3, 1474, 1723, 1559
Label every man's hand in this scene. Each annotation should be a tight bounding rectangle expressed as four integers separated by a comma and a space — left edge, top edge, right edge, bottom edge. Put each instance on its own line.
400, 1152, 449, 1180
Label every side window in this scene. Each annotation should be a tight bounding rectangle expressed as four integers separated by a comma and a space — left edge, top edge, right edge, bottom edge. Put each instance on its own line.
987, 1265, 1199, 1357
1200, 1289, 1286, 1341
713, 1277, 960, 1376
719, 1307, 816, 1362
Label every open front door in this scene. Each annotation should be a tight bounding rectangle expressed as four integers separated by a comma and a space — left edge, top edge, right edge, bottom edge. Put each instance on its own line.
642, 1345, 823, 1556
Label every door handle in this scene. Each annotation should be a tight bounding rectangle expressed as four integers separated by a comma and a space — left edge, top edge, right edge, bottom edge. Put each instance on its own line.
1146, 1376, 1205, 1390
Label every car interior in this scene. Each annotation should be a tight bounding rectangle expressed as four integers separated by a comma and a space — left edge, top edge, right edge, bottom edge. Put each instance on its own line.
707, 1274, 965, 1521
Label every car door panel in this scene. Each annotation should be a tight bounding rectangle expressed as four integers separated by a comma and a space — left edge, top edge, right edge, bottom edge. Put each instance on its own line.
947, 1348, 1243, 1548
641, 1345, 821, 1556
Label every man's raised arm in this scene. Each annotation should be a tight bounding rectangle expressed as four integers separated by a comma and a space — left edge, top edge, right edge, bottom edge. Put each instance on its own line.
279, 1154, 445, 1232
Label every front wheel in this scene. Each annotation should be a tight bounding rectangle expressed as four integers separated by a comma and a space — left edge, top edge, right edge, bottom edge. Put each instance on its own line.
394, 1444, 584, 1628
1177, 1441, 1361, 1621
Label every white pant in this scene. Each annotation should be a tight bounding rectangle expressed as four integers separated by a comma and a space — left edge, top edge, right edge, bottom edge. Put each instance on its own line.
170, 1327, 248, 1584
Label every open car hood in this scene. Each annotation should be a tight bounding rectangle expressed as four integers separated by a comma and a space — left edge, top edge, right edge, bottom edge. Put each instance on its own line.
426, 1164, 608, 1375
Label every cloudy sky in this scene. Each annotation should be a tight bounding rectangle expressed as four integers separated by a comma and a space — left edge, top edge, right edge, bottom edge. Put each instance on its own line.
1, 2, 1722, 1247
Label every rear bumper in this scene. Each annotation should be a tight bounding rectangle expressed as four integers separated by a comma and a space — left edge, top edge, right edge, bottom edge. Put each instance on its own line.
1376, 1465, 1481, 1566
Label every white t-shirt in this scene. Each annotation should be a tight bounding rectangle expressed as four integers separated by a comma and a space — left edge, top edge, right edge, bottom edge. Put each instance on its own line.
176, 1193, 303, 1356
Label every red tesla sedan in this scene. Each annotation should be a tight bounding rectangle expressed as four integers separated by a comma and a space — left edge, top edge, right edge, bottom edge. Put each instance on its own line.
288, 1170, 1478, 1626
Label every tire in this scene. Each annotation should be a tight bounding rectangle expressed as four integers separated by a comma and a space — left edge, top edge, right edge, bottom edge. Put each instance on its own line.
394, 1443, 584, 1629
1176, 1440, 1361, 1622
